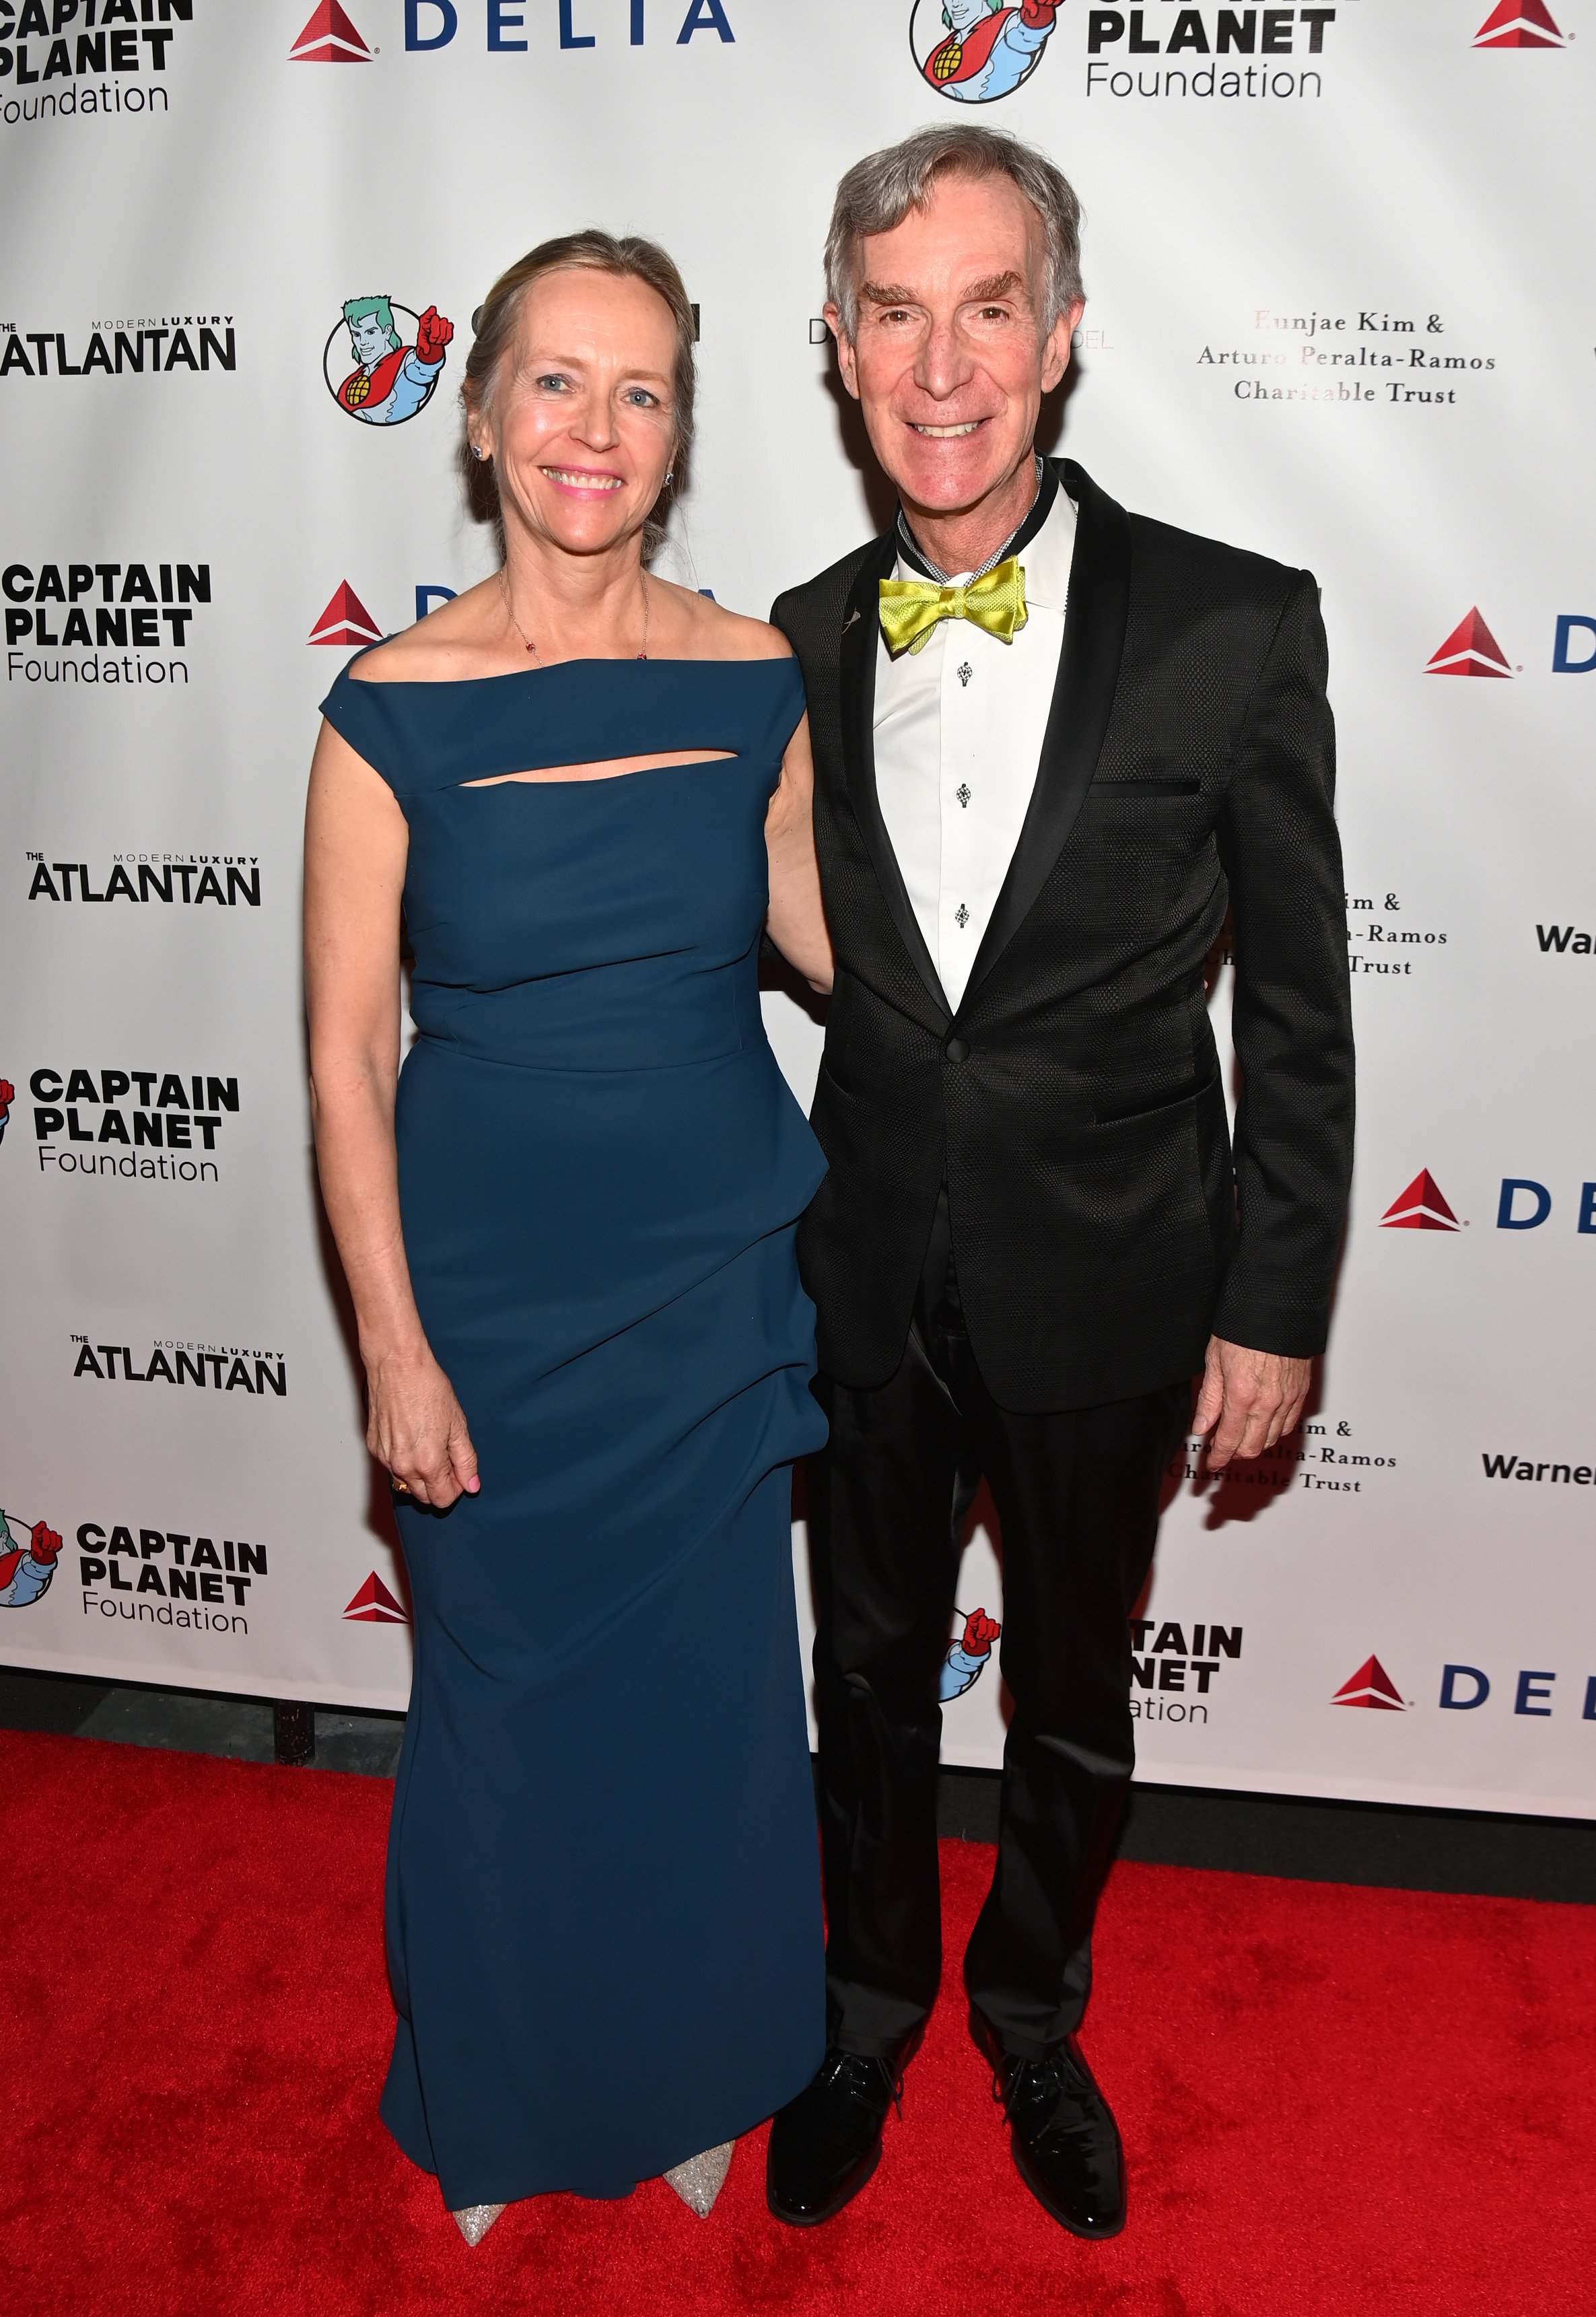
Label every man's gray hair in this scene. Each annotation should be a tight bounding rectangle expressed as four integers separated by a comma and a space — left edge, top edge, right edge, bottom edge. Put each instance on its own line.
825, 124, 1084, 342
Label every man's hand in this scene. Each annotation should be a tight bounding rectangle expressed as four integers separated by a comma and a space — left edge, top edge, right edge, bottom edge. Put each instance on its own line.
30, 1521, 63, 1566
1020, 0, 1060, 25
1191, 1338, 1311, 1474
414, 306, 453, 367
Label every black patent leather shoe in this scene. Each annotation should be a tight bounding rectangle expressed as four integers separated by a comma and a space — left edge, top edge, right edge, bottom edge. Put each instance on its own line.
975, 2011, 1126, 2238
766, 2047, 903, 2226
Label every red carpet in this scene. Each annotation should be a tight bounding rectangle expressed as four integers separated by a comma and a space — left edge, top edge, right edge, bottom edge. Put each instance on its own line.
2, 1729, 1592, 2316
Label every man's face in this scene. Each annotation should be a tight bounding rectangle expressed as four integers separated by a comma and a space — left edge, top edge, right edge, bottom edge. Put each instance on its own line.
827, 172, 1081, 522
349, 312, 391, 368
944, 0, 989, 30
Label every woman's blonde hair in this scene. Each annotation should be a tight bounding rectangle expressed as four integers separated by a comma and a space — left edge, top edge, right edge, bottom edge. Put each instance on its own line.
461, 229, 696, 561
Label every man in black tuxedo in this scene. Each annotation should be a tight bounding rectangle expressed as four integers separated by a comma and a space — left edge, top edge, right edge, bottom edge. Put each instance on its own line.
766, 124, 1354, 2238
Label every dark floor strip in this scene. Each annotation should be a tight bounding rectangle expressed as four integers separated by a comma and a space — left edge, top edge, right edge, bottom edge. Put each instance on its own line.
938, 1766, 1596, 1906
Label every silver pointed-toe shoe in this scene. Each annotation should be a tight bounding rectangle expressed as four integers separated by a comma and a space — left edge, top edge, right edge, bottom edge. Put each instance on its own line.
451, 2202, 507, 2246
662, 2141, 734, 2217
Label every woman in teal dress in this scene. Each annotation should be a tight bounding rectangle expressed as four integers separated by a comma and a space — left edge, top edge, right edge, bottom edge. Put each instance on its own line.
304, 232, 832, 2241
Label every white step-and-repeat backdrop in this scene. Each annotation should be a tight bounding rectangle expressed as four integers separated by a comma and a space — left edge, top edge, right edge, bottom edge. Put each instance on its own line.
2, 0, 1591, 1818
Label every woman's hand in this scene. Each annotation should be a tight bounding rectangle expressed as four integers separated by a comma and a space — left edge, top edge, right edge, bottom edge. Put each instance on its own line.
366, 1346, 481, 1509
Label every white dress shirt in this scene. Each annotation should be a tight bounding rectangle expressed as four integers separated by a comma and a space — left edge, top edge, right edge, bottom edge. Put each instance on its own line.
874, 483, 1077, 1012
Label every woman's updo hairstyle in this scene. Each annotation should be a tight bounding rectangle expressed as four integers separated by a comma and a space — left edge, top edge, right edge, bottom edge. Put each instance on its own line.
461, 228, 696, 561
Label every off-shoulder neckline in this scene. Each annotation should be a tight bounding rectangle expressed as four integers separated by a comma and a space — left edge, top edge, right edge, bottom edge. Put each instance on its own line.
340, 653, 799, 691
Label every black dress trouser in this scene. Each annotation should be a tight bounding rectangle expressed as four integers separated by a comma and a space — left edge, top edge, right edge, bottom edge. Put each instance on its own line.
807, 1194, 1192, 2061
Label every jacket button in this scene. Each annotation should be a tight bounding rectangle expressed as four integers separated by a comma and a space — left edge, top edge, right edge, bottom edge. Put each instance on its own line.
944, 1035, 970, 1062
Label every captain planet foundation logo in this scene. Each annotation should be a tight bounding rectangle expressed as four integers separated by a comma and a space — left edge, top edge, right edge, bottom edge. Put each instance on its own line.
77, 1517, 269, 1636
0, 0, 199, 131
0, 1500, 63, 1609
27, 1063, 241, 1186
324, 296, 454, 427
5, 557, 213, 688
911, 0, 1063, 99
941, 1606, 1002, 1699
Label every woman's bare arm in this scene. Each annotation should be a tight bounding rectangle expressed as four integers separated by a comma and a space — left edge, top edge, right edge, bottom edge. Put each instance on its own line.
764, 712, 833, 994
304, 719, 479, 1508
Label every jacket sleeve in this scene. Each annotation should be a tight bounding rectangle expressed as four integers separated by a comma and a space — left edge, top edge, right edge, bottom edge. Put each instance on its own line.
1212, 569, 1354, 1357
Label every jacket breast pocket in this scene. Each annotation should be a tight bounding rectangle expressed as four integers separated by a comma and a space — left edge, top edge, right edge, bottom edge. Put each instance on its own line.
1070, 785, 1219, 921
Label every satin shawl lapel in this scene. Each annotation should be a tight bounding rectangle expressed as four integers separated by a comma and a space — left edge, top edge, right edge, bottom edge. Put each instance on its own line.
962, 460, 1133, 1007
838, 532, 950, 1021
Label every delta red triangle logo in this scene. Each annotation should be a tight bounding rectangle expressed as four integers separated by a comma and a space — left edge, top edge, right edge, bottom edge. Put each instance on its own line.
308, 582, 382, 649
1332, 1656, 1407, 1710
343, 1572, 408, 1624
1380, 1170, 1461, 1231
1473, 0, 1565, 46
1426, 607, 1513, 677
289, 1, 374, 63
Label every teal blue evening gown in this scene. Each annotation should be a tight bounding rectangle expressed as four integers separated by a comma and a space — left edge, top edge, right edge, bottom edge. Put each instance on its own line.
318, 655, 826, 2209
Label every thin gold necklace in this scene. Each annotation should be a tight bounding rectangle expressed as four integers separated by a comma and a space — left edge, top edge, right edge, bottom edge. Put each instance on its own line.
498, 569, 650, 663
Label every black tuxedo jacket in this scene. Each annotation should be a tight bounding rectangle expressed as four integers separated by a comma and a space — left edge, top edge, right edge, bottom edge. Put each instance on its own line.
771, 458, 1355, 1414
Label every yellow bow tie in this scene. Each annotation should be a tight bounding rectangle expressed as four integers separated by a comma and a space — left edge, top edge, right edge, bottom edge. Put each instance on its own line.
878, 556, 1029, 658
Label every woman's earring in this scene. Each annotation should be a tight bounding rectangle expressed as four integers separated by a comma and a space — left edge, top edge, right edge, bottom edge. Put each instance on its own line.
471, 443, 486, 462
663, 471, 674, 488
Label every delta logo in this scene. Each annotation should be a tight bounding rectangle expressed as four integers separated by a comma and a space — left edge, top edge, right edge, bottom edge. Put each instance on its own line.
394, 0, 737, 55
1380, 1171, 1461, 1232
1381, 1168, 1596, 1235
1473, 0, 1566, 46
289, 2, 374, 63
1426, 609, 1514, 678
344, 1571, 408, 1624
309, 581, 456, 647
1335, 1654, 1596, 1720
1331, 1655, 1408, 1711
309, 582, 382, 650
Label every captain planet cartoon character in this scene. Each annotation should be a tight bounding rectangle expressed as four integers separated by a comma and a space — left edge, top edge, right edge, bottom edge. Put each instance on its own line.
917, 0, 1061, 101
333, 296, 454, 425
940, 1606, 1002, 1700
0, 1510, 63, 1610
0, 1079, 13, 1144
